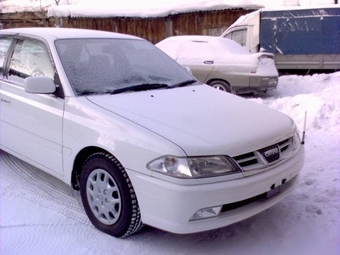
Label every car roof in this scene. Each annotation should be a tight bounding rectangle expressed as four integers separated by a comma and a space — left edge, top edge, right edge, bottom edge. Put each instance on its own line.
157, 35, 244, 49
158, 35, 227, 43
0, 27, 141, 41
156, 35, 249, 55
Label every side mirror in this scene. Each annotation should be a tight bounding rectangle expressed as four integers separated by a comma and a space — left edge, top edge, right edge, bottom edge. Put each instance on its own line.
24, 77, 56, 94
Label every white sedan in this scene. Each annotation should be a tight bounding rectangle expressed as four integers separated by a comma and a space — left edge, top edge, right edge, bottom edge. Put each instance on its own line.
0, 28, 304, 238
156, 35, 279, 94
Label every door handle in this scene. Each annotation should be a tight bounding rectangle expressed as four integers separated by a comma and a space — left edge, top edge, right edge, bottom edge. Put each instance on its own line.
203, 60, 214, 64
0, 97, 11, 104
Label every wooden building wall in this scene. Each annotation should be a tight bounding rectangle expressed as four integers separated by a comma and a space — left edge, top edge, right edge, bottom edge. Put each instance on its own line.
0, 12, 53, 28
0, 9, 254, 43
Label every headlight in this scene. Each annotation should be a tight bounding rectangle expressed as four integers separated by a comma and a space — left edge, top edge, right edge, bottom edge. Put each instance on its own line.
293, 129, 301, 151
147, 155, 241, 178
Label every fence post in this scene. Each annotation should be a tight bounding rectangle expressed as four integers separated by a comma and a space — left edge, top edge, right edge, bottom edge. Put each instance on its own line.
166, 16, 173, 37
55, 17, 63, 27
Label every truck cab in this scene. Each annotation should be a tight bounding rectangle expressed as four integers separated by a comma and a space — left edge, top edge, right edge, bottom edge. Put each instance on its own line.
221, 10, 260, 54
221, 6, 340, 74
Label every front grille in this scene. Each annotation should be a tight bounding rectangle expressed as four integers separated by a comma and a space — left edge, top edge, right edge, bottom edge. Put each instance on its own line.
278, 138, 290, 153
233, 137, 294, 172
259, 144, 280, 163
233, 152, 257, 167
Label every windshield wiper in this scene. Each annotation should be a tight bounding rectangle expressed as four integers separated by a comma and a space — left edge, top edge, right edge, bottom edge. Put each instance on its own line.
170, 79, 198, 88
110, 83, 169, 94
79, 90, 97, 96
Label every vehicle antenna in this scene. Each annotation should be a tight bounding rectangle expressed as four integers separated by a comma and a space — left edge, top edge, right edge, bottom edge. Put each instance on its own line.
301, 111, 307, 145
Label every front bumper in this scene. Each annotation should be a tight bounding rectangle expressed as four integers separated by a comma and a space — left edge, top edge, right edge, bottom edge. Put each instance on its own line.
127, 145, 304, 234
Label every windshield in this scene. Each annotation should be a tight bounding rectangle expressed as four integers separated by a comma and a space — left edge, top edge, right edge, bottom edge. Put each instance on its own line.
55, 38, 196, 95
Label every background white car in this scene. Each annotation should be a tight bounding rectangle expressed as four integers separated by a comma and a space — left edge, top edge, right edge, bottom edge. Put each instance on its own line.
0, 28, 304, 238
156, 35, 279, 94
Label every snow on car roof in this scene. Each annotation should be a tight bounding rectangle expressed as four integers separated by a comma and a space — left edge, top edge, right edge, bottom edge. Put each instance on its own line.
157, 35, 250, 55
156, 35, 254, 66
0, 27, 140, 41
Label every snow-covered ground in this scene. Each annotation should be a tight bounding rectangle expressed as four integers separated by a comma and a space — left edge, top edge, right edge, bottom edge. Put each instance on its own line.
1, 72, 339, 255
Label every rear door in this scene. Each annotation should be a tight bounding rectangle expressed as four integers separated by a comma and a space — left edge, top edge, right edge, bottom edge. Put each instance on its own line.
177, 40, 214, 83
0, 35, 64, 177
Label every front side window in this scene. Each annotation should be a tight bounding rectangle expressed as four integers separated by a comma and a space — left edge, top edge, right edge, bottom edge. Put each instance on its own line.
230, 29, 247, 47
8, 39, 54, 83
55, 38, 195, 96
0, 37, 13, 75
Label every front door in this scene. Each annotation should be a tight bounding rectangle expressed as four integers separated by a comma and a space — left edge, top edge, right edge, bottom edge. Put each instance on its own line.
0, 36, 64, 177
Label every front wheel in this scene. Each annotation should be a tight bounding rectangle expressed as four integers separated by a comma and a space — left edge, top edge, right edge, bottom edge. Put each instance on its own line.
80, 152, 143, 238
209, 80, 232, 93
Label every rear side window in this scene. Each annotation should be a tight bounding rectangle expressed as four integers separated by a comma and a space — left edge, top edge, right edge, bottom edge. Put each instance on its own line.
8, 39, 54, 83
0, 37, 13, 75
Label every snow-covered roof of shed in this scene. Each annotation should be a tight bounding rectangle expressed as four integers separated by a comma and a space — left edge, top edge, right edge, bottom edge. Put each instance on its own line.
46, 0, 265, 18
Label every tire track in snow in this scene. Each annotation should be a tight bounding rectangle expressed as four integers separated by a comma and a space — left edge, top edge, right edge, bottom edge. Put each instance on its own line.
1, 223, 100, 255
0, 151, 91, 226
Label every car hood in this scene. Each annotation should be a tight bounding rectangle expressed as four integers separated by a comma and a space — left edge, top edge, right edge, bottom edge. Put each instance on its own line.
87, 85, 294, 156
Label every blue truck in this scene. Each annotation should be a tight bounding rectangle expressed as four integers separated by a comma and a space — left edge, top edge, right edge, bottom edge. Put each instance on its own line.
220, 6, 340, 74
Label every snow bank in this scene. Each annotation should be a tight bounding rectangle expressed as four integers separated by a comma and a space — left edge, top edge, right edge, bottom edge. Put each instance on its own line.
251, 72, 340, 133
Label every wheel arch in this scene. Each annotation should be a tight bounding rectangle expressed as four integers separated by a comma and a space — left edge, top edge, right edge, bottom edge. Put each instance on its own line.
206, 79, 233, 93
206, 78, 230, 86
71, 146, 119, 190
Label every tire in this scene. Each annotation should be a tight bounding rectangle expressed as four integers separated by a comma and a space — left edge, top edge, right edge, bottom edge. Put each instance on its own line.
80, 152, 143, 238
209, 80, 232, 93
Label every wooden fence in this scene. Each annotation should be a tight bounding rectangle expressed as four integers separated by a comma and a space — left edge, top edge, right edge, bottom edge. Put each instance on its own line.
0, 9, 254, 43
